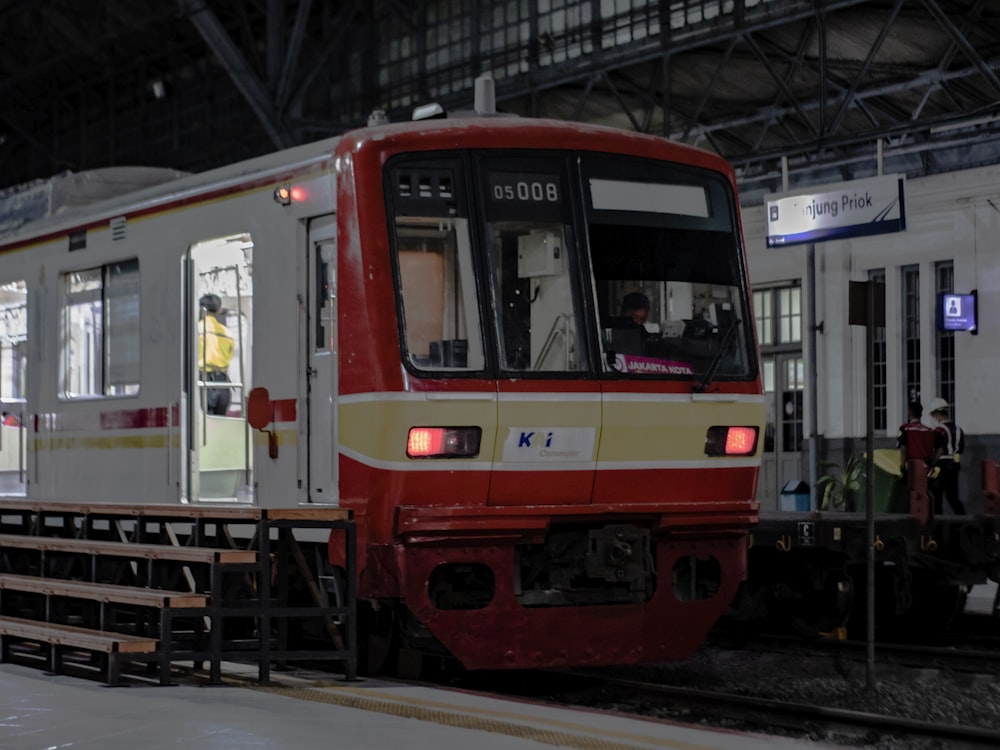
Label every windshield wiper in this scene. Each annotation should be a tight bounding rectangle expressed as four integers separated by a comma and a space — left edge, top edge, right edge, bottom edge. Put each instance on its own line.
693, 318, 740, 393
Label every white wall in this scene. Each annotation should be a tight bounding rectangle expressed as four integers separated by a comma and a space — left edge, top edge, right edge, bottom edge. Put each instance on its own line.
742, 163, 1000, 439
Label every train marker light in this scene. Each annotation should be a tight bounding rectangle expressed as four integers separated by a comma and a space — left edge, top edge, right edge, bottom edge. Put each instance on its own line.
247, 387, 278, 459
704, 426, 758, 456
273, 185, 292, 205
407, 427, 481, 458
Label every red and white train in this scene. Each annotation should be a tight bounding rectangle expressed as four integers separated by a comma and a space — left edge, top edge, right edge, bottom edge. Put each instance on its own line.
0, 81, 765, 671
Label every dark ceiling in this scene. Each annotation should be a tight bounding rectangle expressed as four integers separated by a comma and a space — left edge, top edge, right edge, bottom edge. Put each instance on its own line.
1, 0, 998, 206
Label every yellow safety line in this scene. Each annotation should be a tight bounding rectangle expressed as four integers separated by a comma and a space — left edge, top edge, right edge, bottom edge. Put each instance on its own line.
245, 681, 719, 750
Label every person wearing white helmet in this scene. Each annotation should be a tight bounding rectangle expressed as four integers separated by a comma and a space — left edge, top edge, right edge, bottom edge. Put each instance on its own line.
929, 397, 966, 515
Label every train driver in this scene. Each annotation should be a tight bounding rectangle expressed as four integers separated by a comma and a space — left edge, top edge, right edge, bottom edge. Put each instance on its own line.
198, 293, 235, 416
604, 291, 650, 358
620, 291, 650, 327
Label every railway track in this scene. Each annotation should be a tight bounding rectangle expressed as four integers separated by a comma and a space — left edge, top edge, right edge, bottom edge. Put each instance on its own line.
449, 640, 1000, 750
709, 629, 1000, 676
540, 670, 1000, 749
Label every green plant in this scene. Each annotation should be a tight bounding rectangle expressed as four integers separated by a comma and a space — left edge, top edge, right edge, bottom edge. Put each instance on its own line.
816, 454, 867, 510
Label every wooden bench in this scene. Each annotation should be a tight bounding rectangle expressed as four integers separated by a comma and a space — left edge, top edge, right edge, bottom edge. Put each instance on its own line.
0, 573, 210, 684
0, 533, 258, 593
0, 535, 258, 684
0, 615, 158, 685
0, 573, 208, 608
0, 533, 257, 564
0, 503, 357, 684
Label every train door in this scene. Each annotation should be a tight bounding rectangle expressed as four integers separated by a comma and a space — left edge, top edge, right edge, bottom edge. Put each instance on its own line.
758, 353, 804, 510
0, 280, 27, 496
306, 215, 338, 502
183, 234, 254, 503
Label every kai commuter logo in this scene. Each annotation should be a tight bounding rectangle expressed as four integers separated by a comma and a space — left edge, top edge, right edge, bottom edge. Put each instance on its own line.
765, 174, 906, 247
503, 427, 596, 463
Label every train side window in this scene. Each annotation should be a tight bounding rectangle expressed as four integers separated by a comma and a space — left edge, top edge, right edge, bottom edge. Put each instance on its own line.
0, 280, 27, 420
395, 217, 484, 371
60, 259, 140, 399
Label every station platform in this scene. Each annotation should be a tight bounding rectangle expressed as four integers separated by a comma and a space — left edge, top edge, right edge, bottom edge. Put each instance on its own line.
0, 661, 839, 750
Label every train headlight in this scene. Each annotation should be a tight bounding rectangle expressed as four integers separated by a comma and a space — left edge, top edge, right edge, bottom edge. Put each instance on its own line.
704, 426, 759, 456
275, 185, 307, 205
407, 427, 482, 458
274, 185, 292, 205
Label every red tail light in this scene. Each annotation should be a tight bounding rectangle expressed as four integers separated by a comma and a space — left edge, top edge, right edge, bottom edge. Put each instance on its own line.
705, 426, 759, 456
407, 427, 482, 458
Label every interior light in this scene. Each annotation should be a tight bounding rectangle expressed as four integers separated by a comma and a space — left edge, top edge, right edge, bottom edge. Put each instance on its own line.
407, 427, 481, 459
705, 426, 759, 456
273, 185, 292, 205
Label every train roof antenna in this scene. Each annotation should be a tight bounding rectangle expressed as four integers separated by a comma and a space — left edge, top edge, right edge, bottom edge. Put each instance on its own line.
474, 73, 496, 116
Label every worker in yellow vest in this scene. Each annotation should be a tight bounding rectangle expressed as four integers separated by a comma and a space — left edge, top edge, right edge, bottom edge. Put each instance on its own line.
198, 293, 235, 415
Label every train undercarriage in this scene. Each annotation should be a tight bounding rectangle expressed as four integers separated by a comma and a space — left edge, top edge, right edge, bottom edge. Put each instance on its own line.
723, 511, 1000, 642
355, 519, 746, 675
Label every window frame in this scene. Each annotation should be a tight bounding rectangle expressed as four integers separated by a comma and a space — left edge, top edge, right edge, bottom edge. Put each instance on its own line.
752, 283, 802, 351
901, 264, 920, 408
386, 155, 489, 377
868, 268, 888, 432
935, 260, 955, 409
60, 259, 141, 400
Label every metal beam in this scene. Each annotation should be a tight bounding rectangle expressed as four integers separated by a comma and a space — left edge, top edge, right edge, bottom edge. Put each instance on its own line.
681, 36, 737, 142
275, 0, 313, 110
744, 32, 818, 139
286, 0, 366, 116
827, 0, 904, 136
176, 0, 293, 149
922, 0, 1000, 96
751, 16, 817, 152
673, 59, 1000, 147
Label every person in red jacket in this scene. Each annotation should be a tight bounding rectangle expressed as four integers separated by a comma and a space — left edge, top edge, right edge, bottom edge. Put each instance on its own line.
928, 397, 966, 514
897, 400, 936, 471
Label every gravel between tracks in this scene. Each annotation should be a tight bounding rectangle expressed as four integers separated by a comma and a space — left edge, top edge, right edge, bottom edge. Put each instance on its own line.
603, 644, 1000, 749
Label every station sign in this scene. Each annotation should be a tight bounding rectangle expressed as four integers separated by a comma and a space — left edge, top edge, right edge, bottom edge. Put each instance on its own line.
0, 181, 51, 234
937, 290, 978, 334
765, 174, 905, 247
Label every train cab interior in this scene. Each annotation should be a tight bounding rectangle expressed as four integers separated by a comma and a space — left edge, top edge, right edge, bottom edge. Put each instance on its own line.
589, 221, 753, 383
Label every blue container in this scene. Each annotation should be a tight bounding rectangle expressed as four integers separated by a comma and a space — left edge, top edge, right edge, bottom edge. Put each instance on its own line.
780, 480, 811, 512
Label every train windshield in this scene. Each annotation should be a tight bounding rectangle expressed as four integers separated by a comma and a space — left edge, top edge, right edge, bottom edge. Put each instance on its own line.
386, 151, 752, 382
582, 154, 753, 384
479, 156, 588, 372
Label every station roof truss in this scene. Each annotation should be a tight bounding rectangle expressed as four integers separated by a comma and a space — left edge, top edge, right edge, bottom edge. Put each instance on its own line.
0, 0, 998, 205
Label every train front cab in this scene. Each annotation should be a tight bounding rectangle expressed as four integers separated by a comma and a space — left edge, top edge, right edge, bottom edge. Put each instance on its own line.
335, 122, 766, 670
